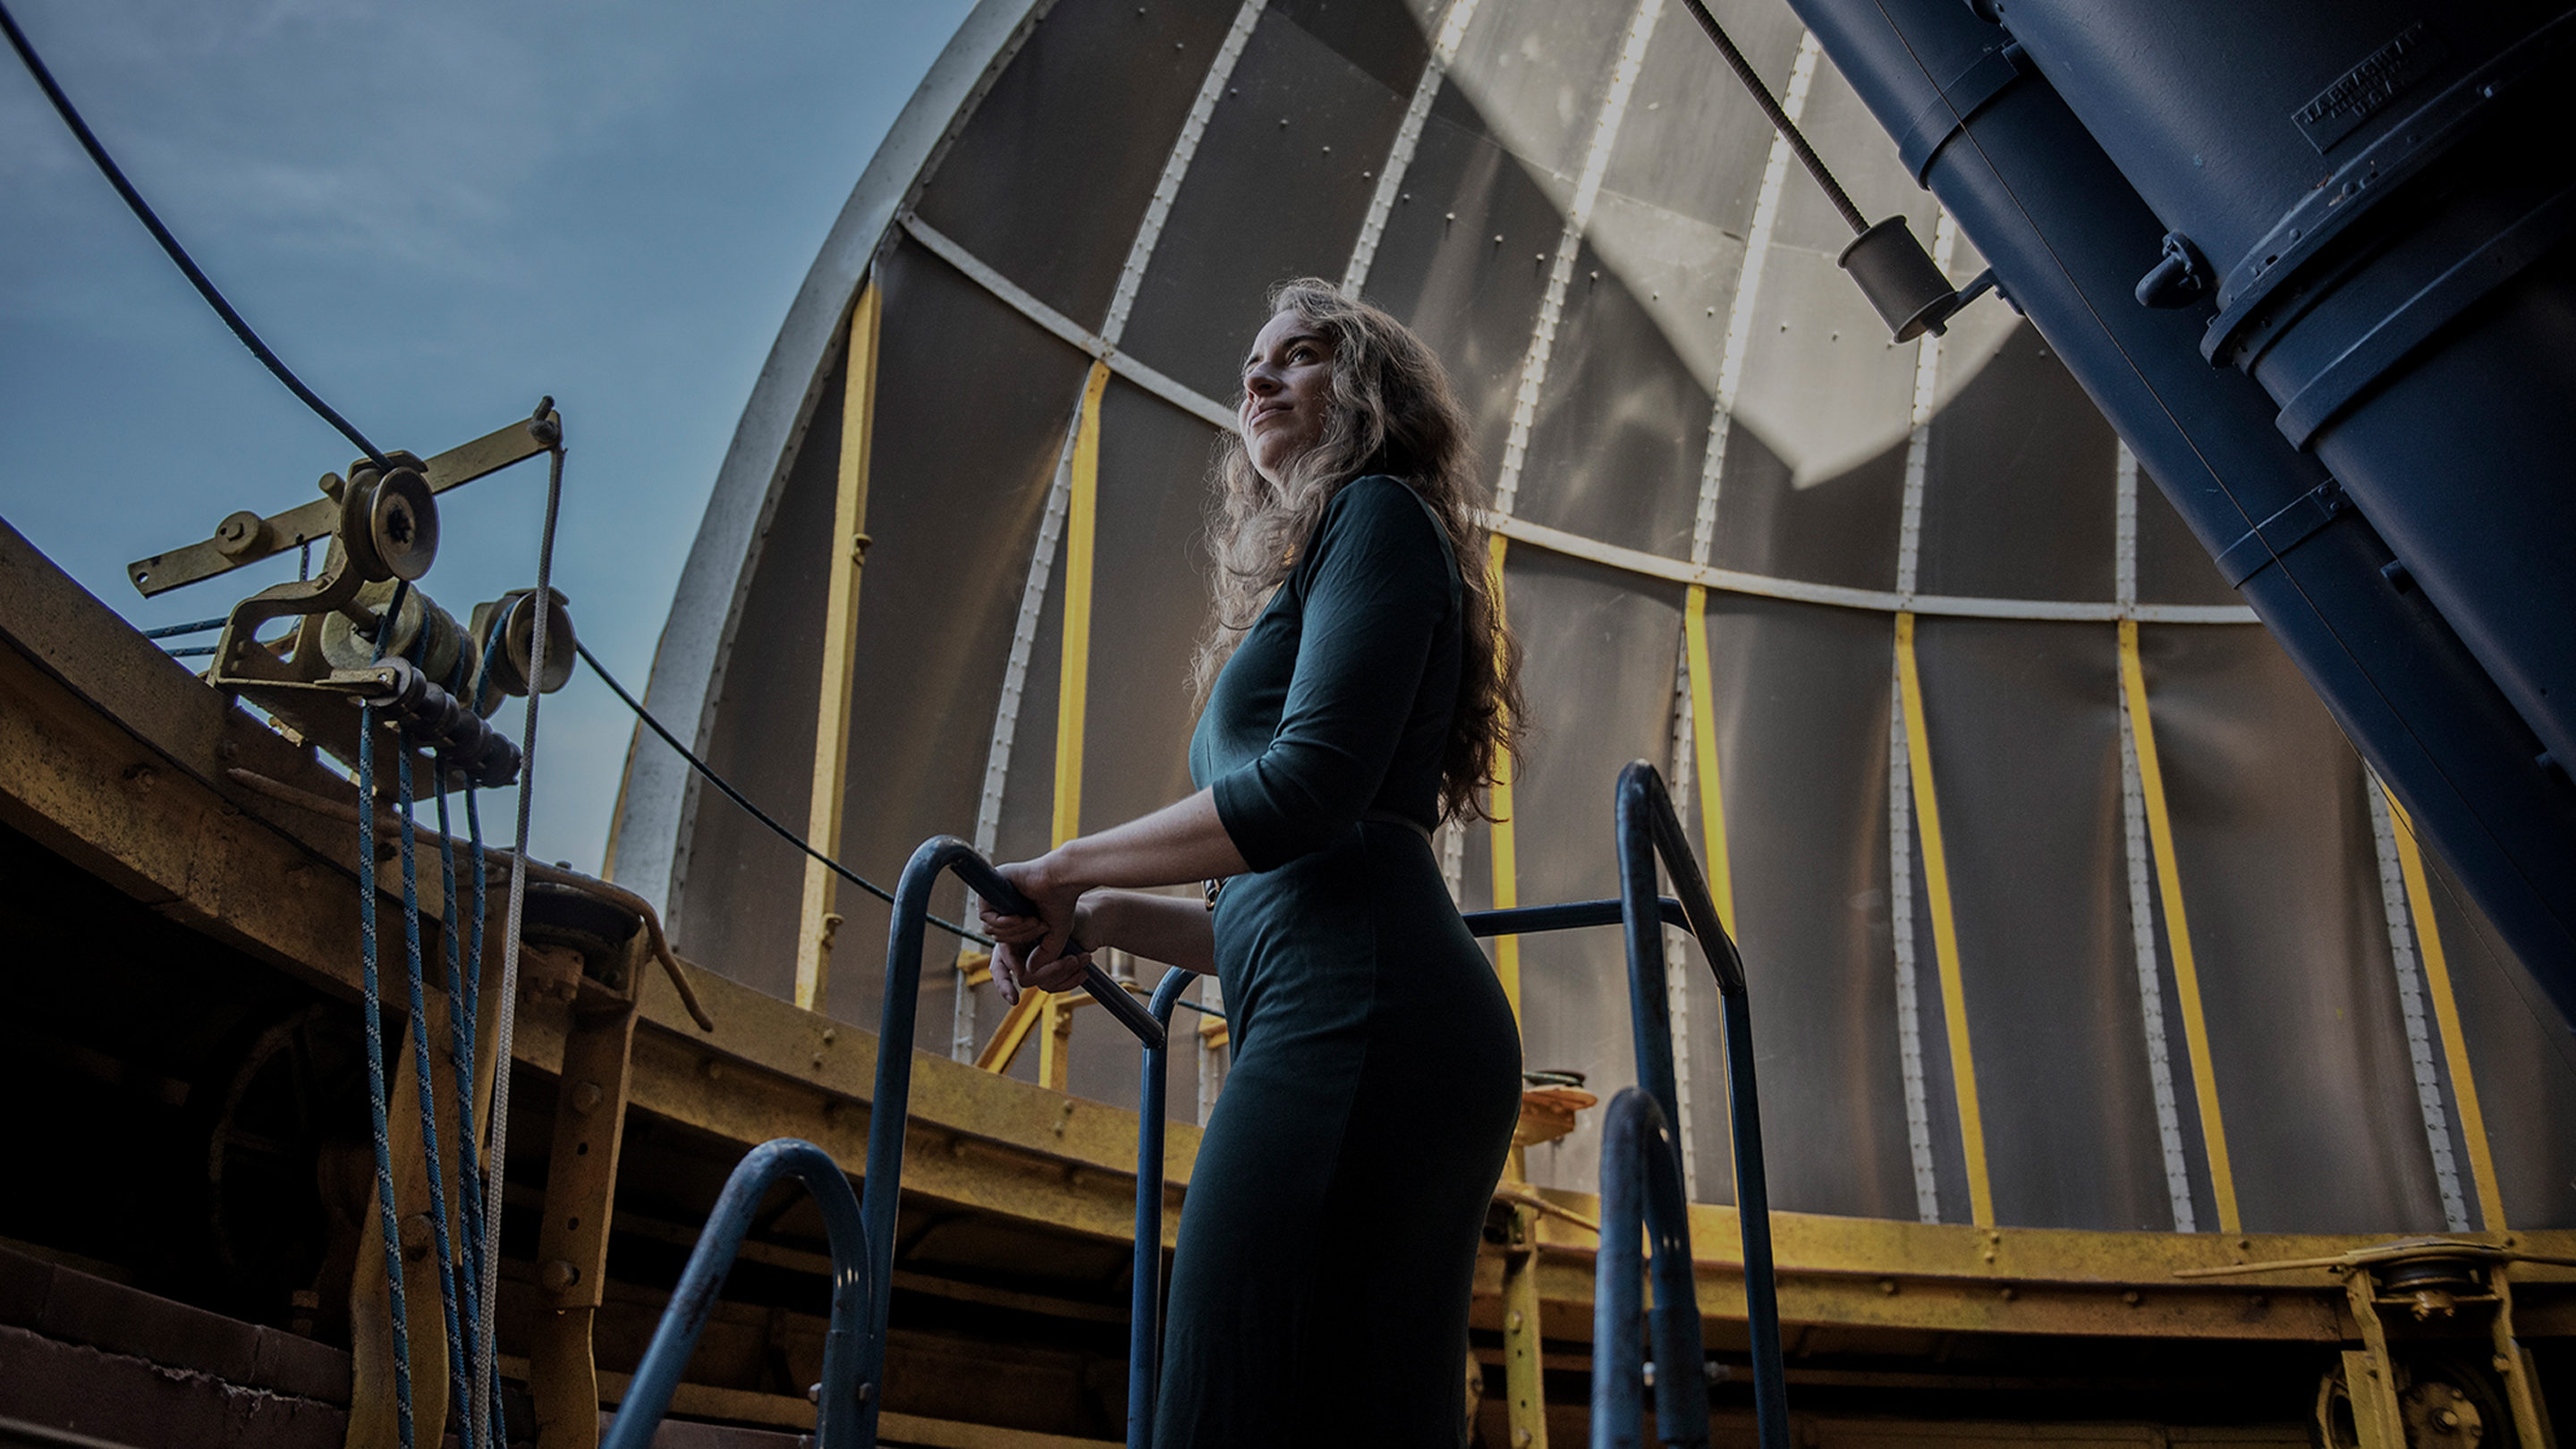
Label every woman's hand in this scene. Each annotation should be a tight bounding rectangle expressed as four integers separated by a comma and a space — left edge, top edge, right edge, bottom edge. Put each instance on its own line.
979, 853, 1092, 1004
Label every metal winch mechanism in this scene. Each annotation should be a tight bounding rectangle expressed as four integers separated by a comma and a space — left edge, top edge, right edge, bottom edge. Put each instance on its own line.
127, 406, 575, 787
2184, 1236, 2571, 1447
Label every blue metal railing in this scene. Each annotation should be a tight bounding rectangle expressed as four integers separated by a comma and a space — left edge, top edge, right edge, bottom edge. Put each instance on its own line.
598, 1139, 873, 1449
1592, 1089, 1702, 1449
1593, 759, 1787, 1449
609, 761, 1781, 1448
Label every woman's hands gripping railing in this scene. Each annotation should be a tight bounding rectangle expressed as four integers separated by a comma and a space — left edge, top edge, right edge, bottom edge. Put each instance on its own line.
598, 1140, 873, 1449
1593, 760, 1786, 1449
860, 837, 1172, 1446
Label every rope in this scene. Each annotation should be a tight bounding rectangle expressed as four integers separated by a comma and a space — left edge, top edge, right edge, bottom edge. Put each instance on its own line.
474, 412, 561, 1438
574, 640, 989, 945
428, 755, 494, 1449
393, 734, 474, 1439
462, 775, 506, 1449
0, 1, 388, 467
354, 603, 419, 1449
142, 617, 228, 639
1675, 0, 1867, 234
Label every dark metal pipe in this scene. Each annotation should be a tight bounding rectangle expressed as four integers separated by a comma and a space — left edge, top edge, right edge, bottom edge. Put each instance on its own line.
1783, 0, 2576, 1014
1613, 762, 1781, 1446
1589, 1089, 1708, 1449
860, 836, 1172, 1444
1128, 968, 1198, 1449
601, 1139, 871, 1449
1466, 896, 1689, 936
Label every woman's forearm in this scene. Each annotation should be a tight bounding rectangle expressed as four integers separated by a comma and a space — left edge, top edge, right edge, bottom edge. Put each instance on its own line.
1048, 788, 1249, 893
1086, 889, 1217, 972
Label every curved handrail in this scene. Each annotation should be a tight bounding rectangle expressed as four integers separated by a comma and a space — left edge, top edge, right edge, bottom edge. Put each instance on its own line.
599, 1139, 872, 1449
860, 835, 1174, 1446
1127, 967, 1199, 1449
1591, 1089, 1704, 1449
1611, 760, 1785, 1449
1466, 895, 1689, 936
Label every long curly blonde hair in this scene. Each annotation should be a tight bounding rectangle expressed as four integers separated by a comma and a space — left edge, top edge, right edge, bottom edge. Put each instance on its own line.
1192, 279, 1523, 824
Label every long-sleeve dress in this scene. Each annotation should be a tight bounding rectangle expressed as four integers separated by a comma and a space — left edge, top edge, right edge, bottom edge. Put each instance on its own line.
1161, 474, 1524, 1446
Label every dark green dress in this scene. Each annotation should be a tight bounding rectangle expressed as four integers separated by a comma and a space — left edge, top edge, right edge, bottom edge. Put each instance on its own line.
1164, 475, 1524, 1446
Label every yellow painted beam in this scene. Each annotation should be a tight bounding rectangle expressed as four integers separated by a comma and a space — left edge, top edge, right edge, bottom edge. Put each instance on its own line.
792, 282, 882, 1013
2118, 619, 2241, 1234
976, 989, 1049, 1075
2381, 785, 2506, 1231
1894, 612, 1993, 1227
1682, 585, 1735, 934
1487, 535, 1521, 1024
1038, 361, 1113, 1091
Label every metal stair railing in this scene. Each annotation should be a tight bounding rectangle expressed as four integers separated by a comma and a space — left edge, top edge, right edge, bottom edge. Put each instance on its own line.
1592, 758, 1787, 1449
608, 760, 1780, 1449
863, 839, 1169, 1447
598, 1139, 874, 1449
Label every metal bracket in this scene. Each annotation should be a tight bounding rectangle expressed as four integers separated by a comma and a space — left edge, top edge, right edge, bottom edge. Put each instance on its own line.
2215, 479, 2350, 589
1894, 42, 2025, 184
128, 412, 555, 598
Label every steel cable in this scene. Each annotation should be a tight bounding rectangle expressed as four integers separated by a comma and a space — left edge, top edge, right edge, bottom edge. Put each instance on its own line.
1676, 0, 1868, 234
0, 1, 389, 467
573, 639, 990, 945
473, 423, 560, 1443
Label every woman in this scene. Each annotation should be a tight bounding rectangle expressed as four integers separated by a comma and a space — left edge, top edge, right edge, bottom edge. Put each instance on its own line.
981, 278, 1526, 1445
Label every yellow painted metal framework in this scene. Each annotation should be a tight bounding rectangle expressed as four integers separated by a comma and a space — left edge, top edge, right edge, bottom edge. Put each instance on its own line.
2118, 618, 2241, 1234
1682, 585, 1734, 933
2382, 784, 2507, 1232
1894, 612, 1993, 1227
981, 360, 1117, 1089
792, 282, 883, 1012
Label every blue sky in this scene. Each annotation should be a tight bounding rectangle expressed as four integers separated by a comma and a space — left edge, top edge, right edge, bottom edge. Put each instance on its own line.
1, 0, 979, 872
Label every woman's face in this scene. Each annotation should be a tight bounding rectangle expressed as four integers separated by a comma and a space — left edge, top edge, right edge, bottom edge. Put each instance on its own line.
1240, 309, 1335, 482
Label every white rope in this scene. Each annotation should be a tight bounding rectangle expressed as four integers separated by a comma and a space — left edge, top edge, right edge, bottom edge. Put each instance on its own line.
471, 428, 562, 1437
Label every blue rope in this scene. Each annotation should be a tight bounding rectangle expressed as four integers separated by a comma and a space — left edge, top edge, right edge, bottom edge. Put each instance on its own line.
394, 736, 474, 1440
442, 645, 504, 1449
428, 754, 492, 1449
355, 698, 419, 1449
462, 772, 505, 1449
462, 635, 507, 1449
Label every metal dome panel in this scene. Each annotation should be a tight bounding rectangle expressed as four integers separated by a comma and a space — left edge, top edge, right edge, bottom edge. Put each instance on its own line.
610, 0, 2576, 1233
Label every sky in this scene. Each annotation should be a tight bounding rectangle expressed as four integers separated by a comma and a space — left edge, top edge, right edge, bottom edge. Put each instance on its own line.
0, 0, 981, 874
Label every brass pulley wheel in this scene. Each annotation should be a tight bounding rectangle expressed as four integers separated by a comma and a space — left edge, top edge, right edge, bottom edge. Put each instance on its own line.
339, 463, 439, 582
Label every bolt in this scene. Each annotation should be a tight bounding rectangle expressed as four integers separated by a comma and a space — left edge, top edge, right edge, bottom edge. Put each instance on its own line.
809, 1384, 823, 1405
2123, 1291, 2142, 1306
1999, 1286, 2016, 1301
539, 1259, 580, 1292
401, 1214, 434, 1259
572, 1080, 604, 1113
1506, 1309, 1522, 1329
1878, 1278, 1897, 1295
